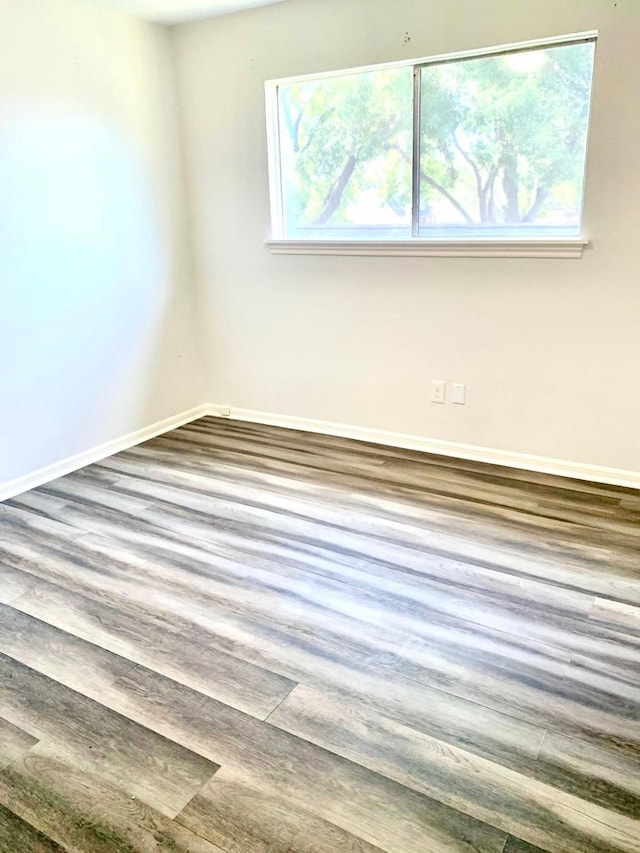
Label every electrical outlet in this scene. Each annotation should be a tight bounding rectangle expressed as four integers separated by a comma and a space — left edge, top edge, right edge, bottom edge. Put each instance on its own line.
452, 383, 466, 405
431, 380, 446, 404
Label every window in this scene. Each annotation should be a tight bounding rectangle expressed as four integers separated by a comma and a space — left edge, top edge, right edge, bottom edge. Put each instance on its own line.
265, 34, 596, 256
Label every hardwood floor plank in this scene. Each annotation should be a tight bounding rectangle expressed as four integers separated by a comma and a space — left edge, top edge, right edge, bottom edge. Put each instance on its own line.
87, 663, 508, 853
173, 424, 640, 538
0, 653, 219, 818
17, 542, 632, 813
186, 418, 635, 503
102, 441, 640, 595
2, 540, 378, 699
6, 584, 296, 720
193, 418, 639, 507
2, 472, 636, 812
144, 430, 640, 557
10, 564, 552, 775
0, 803, 65, 852
12, 494, 582, 667
66, 459, 603, 622
0, 501, 87, 542
0, 717, 37, 772
7, 517, 635, 701
0, 562, 34, 605
18, 479, 151, 516
12, 527, 634, 780
589, 598, 640, 635
538, 730, 640, 803
0, 604, 135, 698
176, 765, 390, 853
0, 744, 227, 853
532, 499, 640, 537
267, 683, 640, 851
502, 838, 548, 853
39, 471, 606, 643
367, 639, 640, 757
0, 416, 638, 851
14, 474, 638, 693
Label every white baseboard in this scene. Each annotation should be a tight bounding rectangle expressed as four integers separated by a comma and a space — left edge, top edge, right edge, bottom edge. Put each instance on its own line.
207, 405, 640, 491
2, 402, 638, 501
0, 405, 210, 503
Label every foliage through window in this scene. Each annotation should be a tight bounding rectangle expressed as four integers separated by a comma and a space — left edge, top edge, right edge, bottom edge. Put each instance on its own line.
267, 36, 596, 242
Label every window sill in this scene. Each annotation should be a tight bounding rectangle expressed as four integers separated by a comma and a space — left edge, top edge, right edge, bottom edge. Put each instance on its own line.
266, 238, 589, 259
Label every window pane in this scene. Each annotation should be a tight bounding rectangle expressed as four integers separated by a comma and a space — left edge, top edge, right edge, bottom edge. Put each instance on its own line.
418, 41, 595, 238
277, 67, 413, 240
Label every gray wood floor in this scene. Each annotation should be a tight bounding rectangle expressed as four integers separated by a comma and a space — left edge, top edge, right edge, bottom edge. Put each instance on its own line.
1, 416, 639, 852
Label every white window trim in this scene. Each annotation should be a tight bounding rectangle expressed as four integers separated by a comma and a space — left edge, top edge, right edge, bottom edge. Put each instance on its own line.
266, 239, 589, 259
267, 31, 597, 87
265, 30, 597, 258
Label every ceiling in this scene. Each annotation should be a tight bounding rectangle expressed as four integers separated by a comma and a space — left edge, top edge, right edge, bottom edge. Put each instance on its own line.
81, 0, 288, 24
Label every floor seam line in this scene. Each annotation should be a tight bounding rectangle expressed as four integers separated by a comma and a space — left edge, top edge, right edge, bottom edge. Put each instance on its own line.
262, 681, 300, 723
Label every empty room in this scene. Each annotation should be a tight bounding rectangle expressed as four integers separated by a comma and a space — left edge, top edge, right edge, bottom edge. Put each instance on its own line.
1, 0, 639, 850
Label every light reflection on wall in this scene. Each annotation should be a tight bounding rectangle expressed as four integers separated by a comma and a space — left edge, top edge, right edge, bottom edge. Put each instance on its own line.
0, 101, 168, 479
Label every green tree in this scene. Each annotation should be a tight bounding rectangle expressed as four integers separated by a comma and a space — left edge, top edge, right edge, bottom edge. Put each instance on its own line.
279, 67, 412, 228
278, 41, 594, 230
419, 42, 594, 225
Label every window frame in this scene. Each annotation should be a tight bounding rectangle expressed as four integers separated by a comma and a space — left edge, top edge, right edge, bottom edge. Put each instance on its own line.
265, 31, 597, 258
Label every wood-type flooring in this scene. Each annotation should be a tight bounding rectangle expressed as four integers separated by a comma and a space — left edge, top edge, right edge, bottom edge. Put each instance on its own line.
0, 416, 639, 852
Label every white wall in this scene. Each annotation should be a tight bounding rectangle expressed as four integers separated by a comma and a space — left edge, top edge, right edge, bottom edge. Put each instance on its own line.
0, 0, 205, 485
173, 0, 640, 473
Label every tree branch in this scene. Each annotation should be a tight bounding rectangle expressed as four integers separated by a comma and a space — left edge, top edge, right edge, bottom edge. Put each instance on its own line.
292, 113, 302, 152
313, 153, 358, 225
280, 100, 301, 152
482, 165, 499, 197
452, 132, 483, 195
522, 186, 549, 223
487, 170, 497, 223
501, 150, 521, 223
452, 133, 502, 224
300, 108, 335, 155
419, 173, 475, 224
390, 144, 474, 224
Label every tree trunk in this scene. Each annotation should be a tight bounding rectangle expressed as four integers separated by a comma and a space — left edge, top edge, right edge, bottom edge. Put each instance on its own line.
481, 168, 498, 224
487, 183, 496, 224
452, 133, 486, 223
502, 151, 520, 223
313, 154, 357, 225
420, 173, 474, 224
478, 187, 488, 223
522, 186, 549, 223
389, 143, 475, 225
